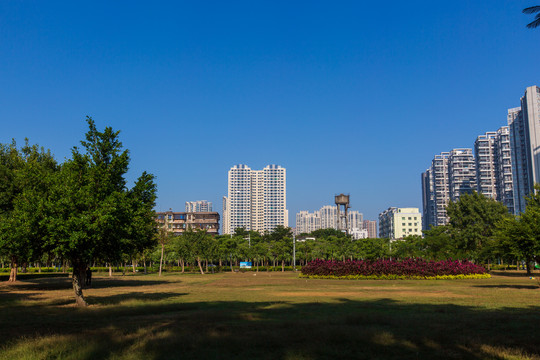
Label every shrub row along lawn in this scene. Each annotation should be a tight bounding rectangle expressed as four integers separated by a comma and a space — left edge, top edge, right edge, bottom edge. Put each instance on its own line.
301, 259, 490, 280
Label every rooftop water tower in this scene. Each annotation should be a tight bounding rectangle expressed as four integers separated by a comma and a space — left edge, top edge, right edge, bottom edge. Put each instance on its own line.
335, 194, 350, 234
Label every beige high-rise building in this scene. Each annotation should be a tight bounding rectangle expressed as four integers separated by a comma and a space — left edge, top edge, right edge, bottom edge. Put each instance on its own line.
222, 164, 288, 234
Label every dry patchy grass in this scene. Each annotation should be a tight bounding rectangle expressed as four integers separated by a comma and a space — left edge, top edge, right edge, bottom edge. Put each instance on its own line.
1, 272, 540, 359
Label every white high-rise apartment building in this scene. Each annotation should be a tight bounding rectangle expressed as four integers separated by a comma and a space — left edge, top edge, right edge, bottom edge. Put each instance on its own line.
448, 148, 477, 200
422, 152, 450, 229
295, 206, 364, 235
222, 164, 288, 234
509, 86, 540, 214
348, 210, 363, 231
185, 200, 213, 212
296, 211, 321, 234
495, 126, 514, 213
475, 132, 498, 199
474, 127, 514, 214
423, 149, 477, 229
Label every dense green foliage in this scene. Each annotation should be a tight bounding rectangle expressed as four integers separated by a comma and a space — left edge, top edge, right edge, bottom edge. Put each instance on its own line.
0, 118, 157, 305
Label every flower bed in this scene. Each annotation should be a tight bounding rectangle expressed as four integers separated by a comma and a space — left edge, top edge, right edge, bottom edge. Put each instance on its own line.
300, 259, 489, 280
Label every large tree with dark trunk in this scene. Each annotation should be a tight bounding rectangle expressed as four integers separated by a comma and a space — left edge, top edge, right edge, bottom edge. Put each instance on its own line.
44, 117, 156, 306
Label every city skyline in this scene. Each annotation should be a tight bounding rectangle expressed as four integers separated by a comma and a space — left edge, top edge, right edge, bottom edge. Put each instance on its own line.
1, 2, 539, 224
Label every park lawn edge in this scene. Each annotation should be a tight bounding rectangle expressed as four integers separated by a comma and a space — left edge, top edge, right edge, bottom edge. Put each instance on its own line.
298, 273, 491, 280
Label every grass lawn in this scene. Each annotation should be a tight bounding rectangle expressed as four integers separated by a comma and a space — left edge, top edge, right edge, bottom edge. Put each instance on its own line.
1, 271, 540, 359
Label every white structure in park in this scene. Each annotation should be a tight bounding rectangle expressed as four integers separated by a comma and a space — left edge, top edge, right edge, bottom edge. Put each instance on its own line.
222, 164, 288, 234
378, 207, 422, 240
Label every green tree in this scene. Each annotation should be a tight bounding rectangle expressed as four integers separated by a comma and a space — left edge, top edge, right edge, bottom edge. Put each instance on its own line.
496, 184, 540, 274
44, 118, 156, 306
391, 235, 425, 259
0, 140, 57, 282
523, 6, 540, 29
422, 225, 458, 260
446, 192, 510, 262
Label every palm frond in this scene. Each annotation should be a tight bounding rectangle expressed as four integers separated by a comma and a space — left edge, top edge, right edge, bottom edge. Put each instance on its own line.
526, 17, 540, 28
523, 6, 540, 14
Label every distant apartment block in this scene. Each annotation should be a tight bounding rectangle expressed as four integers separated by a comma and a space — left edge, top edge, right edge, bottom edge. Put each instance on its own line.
448, 148, 477, 201
295, 205, 364, 235
474, 127, 514, 214
362, 220, 377, 238
422, 152, 450, 229
156, 211, 220, 235
185, 200, 213, 212
378, 207, 422, 240
509, 86, 540, 214
222, 164, 288, 234
295, 211, 321, 234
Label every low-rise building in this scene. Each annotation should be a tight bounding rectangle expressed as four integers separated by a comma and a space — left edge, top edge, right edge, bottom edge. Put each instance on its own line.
378, 207, 422, 240
156, 211, 220, 235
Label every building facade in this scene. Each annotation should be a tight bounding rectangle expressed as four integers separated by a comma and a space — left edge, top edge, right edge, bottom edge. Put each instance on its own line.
509, 86, 540, 214
294, 205, 365, 236
475, 132, 498, 200
448, 148, 477, 201
156, 211, 220, 235
362, 220, 377, 238
378, 207, 422, 240
422, 152, 450, 229
295, 211, 321, 234
185, 200, 213, 213
222, 164, 288, 234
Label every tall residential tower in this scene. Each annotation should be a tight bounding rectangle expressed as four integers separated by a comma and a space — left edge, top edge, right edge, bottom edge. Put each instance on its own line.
222, 164, 288, 234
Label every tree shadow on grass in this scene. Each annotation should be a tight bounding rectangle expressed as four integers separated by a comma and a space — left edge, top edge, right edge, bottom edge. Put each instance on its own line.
89, 291, 186, 306
474, 284, 539, 290
1, 298, 540, 359
490, 270, 540, 278
2, 277, 171, 292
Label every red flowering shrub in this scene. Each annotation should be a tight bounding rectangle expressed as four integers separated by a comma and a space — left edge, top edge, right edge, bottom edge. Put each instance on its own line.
301, 259, 487, 278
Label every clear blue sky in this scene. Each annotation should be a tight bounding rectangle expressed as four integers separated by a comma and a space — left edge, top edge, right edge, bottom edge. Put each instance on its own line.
1, 1, 539, 225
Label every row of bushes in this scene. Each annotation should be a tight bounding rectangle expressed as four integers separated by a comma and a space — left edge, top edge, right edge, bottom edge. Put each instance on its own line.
301, 259, 488, 279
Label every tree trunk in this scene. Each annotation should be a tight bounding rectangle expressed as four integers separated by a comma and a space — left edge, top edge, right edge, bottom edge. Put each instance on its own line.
181, 259, 185, 273
143, 256, 147, 274
197, 256, 204, 275
205, 259, 208, 273
256, 260, 259, 272
229, 257, 234, 272
132, 259, 136, 273
109, 264, 113, 277
281, 260, 285, 272
219, 258, 222, 267
63, 260, 67, 273
526, 259, 532, 276
159, 243, 164, 276
9, 256, 17, 282
38, 261, 42, 273
72, 261, 88, 306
